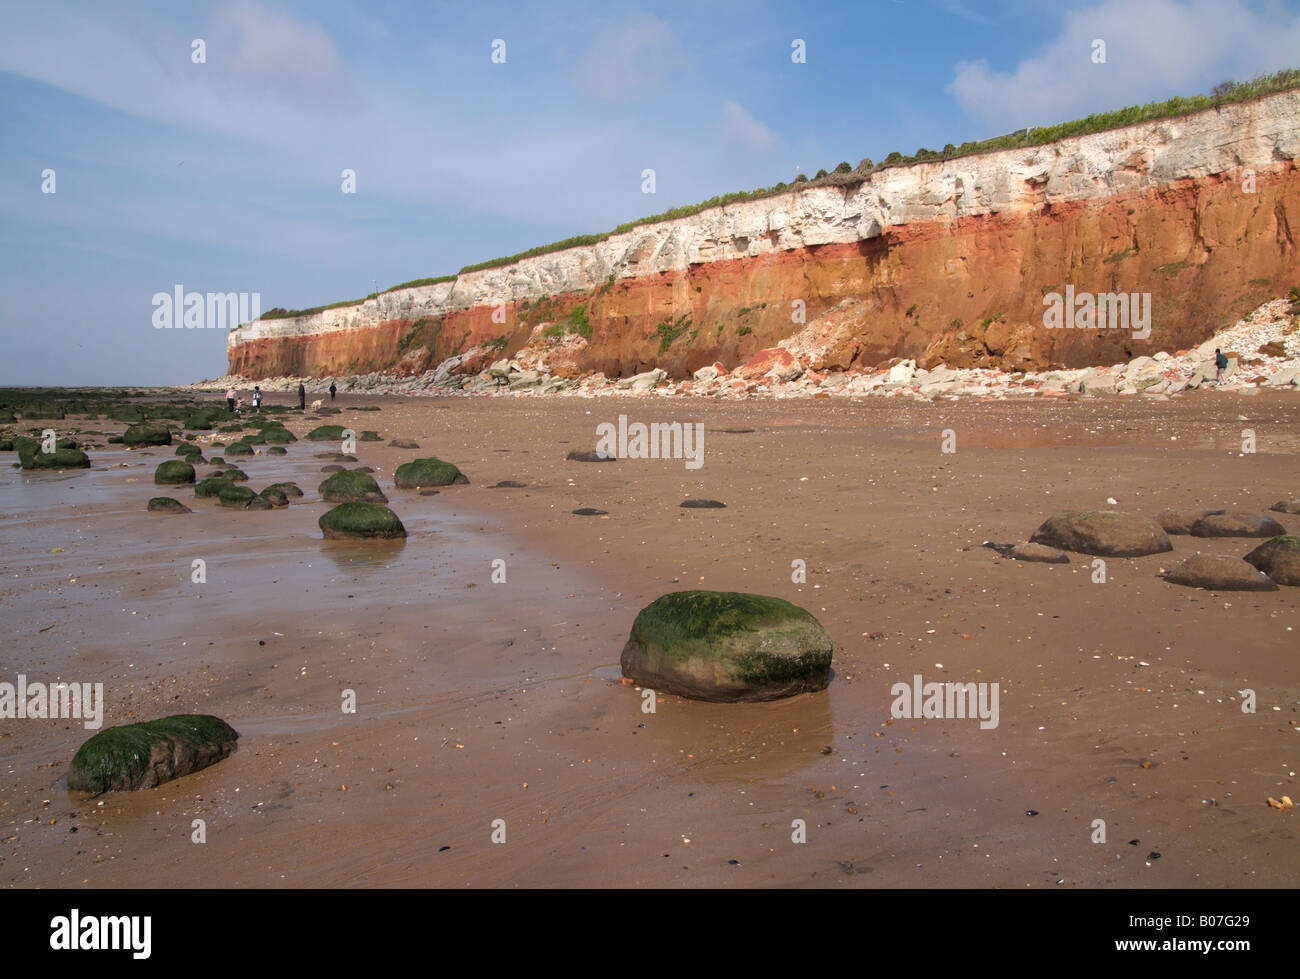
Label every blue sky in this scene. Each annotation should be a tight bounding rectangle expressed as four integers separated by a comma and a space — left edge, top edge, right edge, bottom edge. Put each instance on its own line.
2, 0, 1298, 385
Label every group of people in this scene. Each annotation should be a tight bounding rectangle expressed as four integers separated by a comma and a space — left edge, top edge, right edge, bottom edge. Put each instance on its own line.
224, 381, 337, 413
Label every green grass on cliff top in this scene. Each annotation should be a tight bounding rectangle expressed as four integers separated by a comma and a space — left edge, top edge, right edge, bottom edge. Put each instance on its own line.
256, 68, 1299, 321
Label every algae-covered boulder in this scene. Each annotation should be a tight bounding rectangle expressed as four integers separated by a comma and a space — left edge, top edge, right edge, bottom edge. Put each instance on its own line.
267, 445, 287, 456
319, 468, 388, 503
154, 459, 196, 485
307, 424, 348, 441
318, 501, 406, 540
222, 467, 248, 482
261, 426, 296, 444
1030, 511, 1172, 557
175, 442, 203, 457
20, 445, 91, 470
265, 481, 303, 498
147, 497, 191, 513
393, 457, 468, 488
224, 441, 254, 457
194, 477, 233, 498
359, 430, 383, 442
67, 714, 239, 793
1162, 553, 1277, 591
217, 484, 256, 509
619, 591, 833, 702
122, 423, 171, 447
1244, 536, 1300, 586
259, 487, 289, 508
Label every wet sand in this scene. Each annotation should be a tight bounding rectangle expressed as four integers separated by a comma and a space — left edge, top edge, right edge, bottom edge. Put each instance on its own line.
2, 391, 1298, 888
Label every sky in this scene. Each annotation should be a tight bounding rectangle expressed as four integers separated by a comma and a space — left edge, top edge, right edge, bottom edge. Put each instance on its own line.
1, 0, 1298, 385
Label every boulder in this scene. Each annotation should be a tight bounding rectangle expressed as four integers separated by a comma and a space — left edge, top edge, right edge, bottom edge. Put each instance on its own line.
121, 423, 171, 447
1244, 536, 1300, 586
506, 370, 542, 390
147, 497, 191, 514
618, 368, 667, 391
306, 424, 349, 441
1162, 553, 1278, 591
319, 502, 407, 540
735, 347, 801, 382
1269, 500, 1300, 515
224, 441, 254, 456
1155, 508, 1225, 535
1006, 542, 1069, 563
619, 591, 833, 703
264, 481, 304, 498
153, 460, 196, 485
319, 469, 388, 503
67, 714, 239, 793
393, 457, 468, 488
1030, 511, 1172, 557
259, 487, 289, 508
194, 477, 234, 498
389, 438, 420, 449
261, 426, 296, 444
217, 484, 256, 509
1189, 512, 1288, 538
19, 444, 91, 470
680, 499, 727, 509
887, 360, 916, 384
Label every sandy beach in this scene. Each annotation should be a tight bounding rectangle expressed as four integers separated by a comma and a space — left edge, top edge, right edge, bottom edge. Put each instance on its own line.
2, 389, 1298, 888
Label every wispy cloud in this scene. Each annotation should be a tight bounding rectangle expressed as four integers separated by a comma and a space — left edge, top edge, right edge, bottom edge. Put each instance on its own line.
721, 100, 779, 152
573, 12, 686, 100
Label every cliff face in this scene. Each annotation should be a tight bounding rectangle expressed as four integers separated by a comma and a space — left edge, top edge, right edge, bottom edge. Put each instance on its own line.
229, 91, 1300, 379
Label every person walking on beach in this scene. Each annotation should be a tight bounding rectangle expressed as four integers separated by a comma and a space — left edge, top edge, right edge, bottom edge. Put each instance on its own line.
1214, 348, 1228, 382
329, 382, 337, 401
226, 386, 236, 413
298, 382, 306, 410
252, 385, 263, 412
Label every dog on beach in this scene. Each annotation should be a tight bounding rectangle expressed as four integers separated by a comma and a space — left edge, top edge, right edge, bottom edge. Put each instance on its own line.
310, 399, 323, 411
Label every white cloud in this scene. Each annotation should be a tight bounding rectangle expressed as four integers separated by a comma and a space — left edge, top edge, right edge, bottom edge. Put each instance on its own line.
210, 0, 346, 102
574, 12, 685, 100
721, 100, 778, 152
948, 0, 1300, 133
